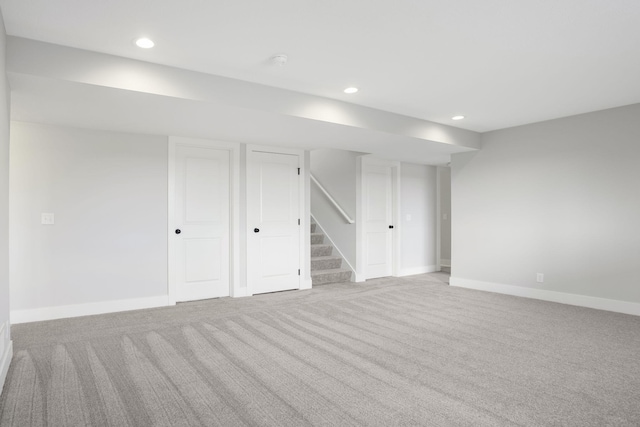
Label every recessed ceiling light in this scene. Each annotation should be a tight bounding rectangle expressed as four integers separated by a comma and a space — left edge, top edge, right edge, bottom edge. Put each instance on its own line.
135, 38, 155, 49
452, 115, 465, 120
344, 87, 359, 94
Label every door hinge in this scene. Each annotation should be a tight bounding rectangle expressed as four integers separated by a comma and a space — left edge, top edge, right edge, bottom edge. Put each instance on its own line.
298, 218, 300, 225
297, 168, 300, 175
298, 269, 300, 276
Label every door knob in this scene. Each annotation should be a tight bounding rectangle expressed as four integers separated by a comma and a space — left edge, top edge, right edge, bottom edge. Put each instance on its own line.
175, 229, 181, 234
389, 225, 394, 229
254, 228, 260, 233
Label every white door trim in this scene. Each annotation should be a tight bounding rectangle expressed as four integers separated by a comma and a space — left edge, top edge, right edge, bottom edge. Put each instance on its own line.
355, 155, 401, 281
168, 136, 241, 305
245, 144, 308, 295
436, 166, 443, 272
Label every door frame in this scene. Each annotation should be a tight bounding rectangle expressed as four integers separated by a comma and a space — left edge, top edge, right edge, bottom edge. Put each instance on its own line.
436, 166, 442, 272
167, 136, 241, 305
245, 144, 310, 296
355, 155, 401, 281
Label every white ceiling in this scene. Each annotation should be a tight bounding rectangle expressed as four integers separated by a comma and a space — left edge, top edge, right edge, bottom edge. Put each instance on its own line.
2, 0, 640, 132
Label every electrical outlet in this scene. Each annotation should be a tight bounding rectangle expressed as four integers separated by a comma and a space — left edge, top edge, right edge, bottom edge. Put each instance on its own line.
536, 273, 544, 283
41, 213, 55, 225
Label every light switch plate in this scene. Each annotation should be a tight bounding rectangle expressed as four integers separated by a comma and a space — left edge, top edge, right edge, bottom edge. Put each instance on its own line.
41, 213, 55, 225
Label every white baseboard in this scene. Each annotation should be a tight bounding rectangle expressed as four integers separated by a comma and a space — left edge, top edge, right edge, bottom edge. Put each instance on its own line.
10, 295, 170, 324
300, 278, 313, 290
450, 277, 640, 317
0, 339, 12, 396
399, 265, 439, 277
231, 287, 251, 298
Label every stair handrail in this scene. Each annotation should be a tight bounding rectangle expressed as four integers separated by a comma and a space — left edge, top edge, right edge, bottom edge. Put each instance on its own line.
311, 174, 355, 224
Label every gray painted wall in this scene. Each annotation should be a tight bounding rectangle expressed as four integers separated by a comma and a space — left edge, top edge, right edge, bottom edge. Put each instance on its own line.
452, 104, 640, 303
0, 11, 12, 390
9, 122, 168, 311
438, 167, 451, 265
400, 163, 438, 273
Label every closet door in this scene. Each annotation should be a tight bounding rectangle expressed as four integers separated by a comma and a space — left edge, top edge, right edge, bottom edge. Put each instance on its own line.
363, 163, 393, 279
174, 145, 230, 301
247, 150, 300, 294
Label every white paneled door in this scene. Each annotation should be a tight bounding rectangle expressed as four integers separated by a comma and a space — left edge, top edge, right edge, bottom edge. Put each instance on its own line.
174, 145, 230, 301
364, 163, 393, 279
248, 151, 300, 294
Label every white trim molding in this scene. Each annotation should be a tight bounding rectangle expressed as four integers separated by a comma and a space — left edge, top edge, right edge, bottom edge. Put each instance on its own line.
450, 277, 640, 317
435, 166, 442, 272
300, 278, 313, 290
399, 265, 439, 277
10, 295, 170, 324
0, 320, 12, 395
0, 340, 12, 395
231, 288, 251, 298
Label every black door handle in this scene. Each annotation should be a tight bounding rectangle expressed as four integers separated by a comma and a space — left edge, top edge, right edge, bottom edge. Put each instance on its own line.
389, 225, 394, 229
175, 229, 181, 234
254, 228, 260, 233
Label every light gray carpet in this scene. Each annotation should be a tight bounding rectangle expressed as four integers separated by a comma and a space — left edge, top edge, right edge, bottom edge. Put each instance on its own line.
1, 273, 640, 426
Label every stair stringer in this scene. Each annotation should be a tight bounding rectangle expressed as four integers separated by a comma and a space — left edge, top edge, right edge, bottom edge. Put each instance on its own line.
310, 214, 355, 282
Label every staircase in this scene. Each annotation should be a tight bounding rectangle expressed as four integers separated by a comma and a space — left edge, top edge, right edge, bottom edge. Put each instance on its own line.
310, 221, 352, 286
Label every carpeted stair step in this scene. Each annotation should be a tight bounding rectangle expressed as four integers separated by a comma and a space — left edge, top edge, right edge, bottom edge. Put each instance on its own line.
311, 244, 332, 257
311, 268, 352, 285
309, 220, 351, 285
311, 255, 342, 271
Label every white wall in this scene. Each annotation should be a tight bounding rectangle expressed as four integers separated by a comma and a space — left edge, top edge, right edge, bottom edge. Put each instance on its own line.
310, 149, 360, 268
451, 104, 640, 314
10, 122, 169, 321
438, 167, 451, 265
0, 11, 13, 393
400, 163, 438, 275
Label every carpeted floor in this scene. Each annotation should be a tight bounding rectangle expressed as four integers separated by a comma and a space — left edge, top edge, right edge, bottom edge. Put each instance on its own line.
1, 273, 640, 426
